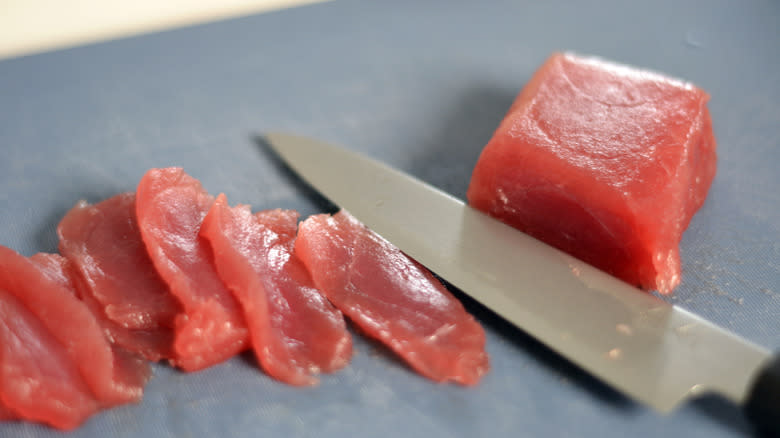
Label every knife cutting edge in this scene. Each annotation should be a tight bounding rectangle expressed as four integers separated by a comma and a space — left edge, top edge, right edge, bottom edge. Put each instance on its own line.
263, 132, 779, 434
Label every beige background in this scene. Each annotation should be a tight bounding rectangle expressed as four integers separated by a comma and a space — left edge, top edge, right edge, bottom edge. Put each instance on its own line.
0, 0, 327, 61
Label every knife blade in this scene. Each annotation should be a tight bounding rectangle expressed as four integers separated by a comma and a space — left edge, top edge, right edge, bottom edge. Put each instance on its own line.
264, 132, 778, 433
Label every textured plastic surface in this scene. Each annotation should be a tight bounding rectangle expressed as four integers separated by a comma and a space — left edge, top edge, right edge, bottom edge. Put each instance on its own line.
0, 0, 777, 436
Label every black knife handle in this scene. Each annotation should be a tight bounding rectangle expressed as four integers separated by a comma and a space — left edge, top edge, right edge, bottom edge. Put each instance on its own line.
744, 353, 780, 436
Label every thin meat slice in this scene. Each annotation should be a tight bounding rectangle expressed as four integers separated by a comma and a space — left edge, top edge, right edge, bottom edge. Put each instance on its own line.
28, 253, 153, 394
35, 253, 171, 361
0, 287, 99, 430
29, 253, 77, 289
200, 194, 352, 385
136, 168, 249, 371
295, 211, 489, 385
58, 193, 180, 329
75, 277, 176, 363
57, 193, 179, 361
0, 246, 147, 407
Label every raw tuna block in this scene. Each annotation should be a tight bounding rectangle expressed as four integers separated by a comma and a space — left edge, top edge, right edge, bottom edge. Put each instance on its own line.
467, 52, 717, 294
136, 168, 249, 371
201, 194, 352, 385
0, 404, 18, 421
58, 193, 180, 362
295, 210, 489, 385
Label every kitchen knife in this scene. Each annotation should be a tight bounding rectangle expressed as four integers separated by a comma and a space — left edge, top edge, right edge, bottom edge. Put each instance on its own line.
264, 132, 779, 434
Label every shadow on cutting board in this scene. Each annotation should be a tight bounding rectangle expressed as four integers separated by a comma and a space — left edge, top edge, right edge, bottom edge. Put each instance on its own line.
404, 83, 515, 200
445, 277, 757, 436
689, 396, 757, 437
252, 135, 340, 215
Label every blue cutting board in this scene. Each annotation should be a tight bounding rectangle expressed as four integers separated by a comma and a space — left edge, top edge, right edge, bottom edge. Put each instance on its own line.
0, 0, 777, 436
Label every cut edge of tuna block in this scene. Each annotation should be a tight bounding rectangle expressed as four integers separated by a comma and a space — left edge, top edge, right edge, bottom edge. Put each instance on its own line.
467, 52, 717, 294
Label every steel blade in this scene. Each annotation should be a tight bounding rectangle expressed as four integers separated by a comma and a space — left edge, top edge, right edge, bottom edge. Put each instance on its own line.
264, 132, 770, 413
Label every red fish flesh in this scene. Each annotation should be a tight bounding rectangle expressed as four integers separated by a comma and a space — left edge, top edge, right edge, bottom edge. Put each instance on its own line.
28, 252, 153, 393
136, 168, 249, 371
0, 247, 148, 407
467, 52, 717, 294
58, 193, 179, 361
0, 287, 99, 430
200, 194, 352, 385
295, 211, 489, 385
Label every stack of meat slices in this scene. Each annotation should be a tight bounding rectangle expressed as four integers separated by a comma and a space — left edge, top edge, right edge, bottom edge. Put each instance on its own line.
0, 167, 489, 430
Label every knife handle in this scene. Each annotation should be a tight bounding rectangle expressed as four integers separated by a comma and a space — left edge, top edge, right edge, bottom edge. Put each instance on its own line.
744, 353, 780, 436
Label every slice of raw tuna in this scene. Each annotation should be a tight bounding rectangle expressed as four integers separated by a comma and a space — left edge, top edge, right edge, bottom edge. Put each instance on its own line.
467, 52, 717, 294
71, 271, 176, 362
0, 287, 99, 430
136, 168, 249, 371
200, 194, 352, 385
29, 253, 77, 289
295, 211, 489, 385
29, 253, 154, 390
0, 247, 147, 408
57, 193, 179, 361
